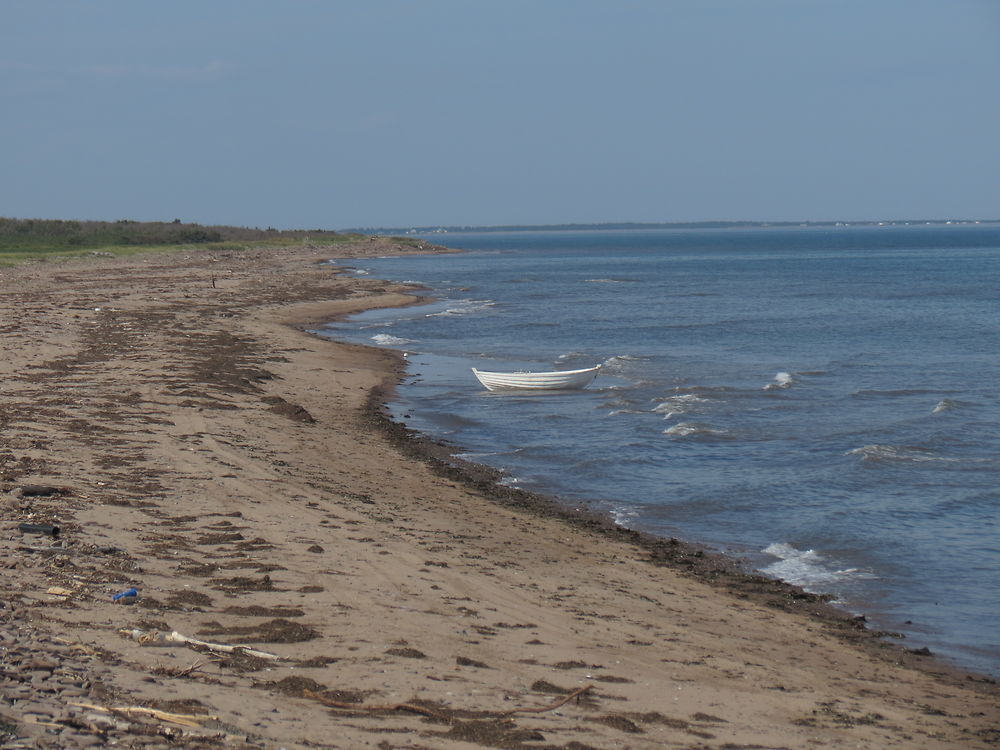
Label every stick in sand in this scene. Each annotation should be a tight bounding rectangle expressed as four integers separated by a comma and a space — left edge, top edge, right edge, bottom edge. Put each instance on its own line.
121, 629, 281, 660
68, 702, 215, 728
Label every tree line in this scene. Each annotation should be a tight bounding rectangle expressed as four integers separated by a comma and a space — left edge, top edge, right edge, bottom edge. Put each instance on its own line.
0, 217, 345, 253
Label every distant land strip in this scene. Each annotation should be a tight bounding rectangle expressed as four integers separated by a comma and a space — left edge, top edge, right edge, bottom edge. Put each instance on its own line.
344, 218, 1000, 235
0, 217, 351, 252
0, 217, 379, 264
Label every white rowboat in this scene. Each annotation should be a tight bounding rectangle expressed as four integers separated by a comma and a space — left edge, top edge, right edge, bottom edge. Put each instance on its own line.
472, 365, 601, 391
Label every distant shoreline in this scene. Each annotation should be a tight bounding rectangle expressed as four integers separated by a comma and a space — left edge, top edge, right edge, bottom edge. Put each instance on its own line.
344, 218, 1000, 235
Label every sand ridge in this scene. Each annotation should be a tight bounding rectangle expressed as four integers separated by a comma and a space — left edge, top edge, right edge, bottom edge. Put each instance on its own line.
1, 241, 997, 748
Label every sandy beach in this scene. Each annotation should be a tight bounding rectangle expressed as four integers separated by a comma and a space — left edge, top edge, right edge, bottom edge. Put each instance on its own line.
1, 240, 997, 749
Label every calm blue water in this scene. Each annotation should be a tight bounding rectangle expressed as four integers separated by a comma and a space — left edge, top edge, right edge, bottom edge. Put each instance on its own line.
323, 225, 1000, 676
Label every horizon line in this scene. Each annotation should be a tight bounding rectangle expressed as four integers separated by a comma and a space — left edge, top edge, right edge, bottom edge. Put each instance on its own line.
344, 218, 1000, 234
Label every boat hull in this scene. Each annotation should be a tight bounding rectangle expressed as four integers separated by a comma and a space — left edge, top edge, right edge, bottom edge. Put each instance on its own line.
472, 365, 601, 391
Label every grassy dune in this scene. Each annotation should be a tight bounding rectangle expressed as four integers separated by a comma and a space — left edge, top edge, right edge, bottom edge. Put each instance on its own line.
0, 217, 362, 265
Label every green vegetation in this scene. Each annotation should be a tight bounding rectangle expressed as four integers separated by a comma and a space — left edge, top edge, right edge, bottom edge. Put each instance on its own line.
0, 217, 362, 265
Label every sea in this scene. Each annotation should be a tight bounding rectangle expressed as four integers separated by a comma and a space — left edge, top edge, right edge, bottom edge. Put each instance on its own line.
321, 224, 1000, 676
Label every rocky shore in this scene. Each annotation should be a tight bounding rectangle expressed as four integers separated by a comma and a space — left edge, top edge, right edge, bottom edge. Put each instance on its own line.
1, 240, 997, 749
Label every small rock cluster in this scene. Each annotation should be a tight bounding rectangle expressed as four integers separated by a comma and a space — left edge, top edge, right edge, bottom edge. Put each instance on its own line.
1, 602, 123, 748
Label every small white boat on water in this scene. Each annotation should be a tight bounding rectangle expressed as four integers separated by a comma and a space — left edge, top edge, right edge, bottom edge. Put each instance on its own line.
472, 365, 602, 391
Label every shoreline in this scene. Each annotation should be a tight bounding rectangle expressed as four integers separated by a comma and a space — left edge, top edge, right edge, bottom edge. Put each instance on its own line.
327, 247, 991, 679
349, 322, 991, 688
1, 240, 997, 749
303, 248, 1000, 686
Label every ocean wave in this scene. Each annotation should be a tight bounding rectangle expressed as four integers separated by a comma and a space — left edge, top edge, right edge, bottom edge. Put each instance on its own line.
761, 542, 876, 592
371, 333, 415, 346
847, 444, 959, 464
763, 371, 795, 391
454, 448, 521, 461
652, 394, 707, 415
610, 504, 639, 528
671, 384, 737, 395
600, 354, 650, 370
663, 421, 733, 440
851, 388, 954, 398
425, 299, 496, 317
932, 398, 964, 414
584, 277, 639, 284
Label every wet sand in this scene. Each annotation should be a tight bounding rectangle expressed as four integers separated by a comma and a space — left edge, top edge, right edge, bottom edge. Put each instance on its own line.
1, 239, 997, 749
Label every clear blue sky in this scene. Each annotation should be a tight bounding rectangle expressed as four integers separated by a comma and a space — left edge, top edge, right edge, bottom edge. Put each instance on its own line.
3, 1, 999, 228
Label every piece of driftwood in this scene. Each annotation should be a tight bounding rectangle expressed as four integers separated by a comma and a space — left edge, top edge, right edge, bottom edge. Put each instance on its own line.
156, 660, 206, 678
503, 684, 593, 715
68, 701, 215, 728
302, 683, 594, 720
121, 629, 281, 660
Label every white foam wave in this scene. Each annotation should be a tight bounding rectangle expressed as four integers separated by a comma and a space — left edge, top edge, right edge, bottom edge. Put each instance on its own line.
601, 354, 650, 384
454, 451, 504, 461
932, 398, 960, 414
600, 354, 650, 375
371, 333, 415, 346
652, 394, 706, 414
605, 354, 648, 362
426, 299, 496, 317
671, 384, 735, 395
761, 542, 875, 592
663, 421, 730, 439
610, 505, 639, 527
763, 371, 795, 391
584, 278, 637, 284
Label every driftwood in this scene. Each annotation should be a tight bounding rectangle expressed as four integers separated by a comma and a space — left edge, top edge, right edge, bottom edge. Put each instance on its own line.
503, 684, 594, 715
121, 628, 281, 660
68, 701, 215, 728
303, 683, 594, 720
158, 660, 206, 678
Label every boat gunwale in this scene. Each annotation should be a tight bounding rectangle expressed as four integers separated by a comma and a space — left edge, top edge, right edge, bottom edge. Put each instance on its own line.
471, 364, 602, 378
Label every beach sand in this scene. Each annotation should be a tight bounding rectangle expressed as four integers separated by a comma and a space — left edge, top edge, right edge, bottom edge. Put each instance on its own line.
1, 240, 996, 749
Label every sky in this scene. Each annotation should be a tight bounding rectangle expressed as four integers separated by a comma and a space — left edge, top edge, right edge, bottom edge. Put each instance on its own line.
3, 1, 999, 229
